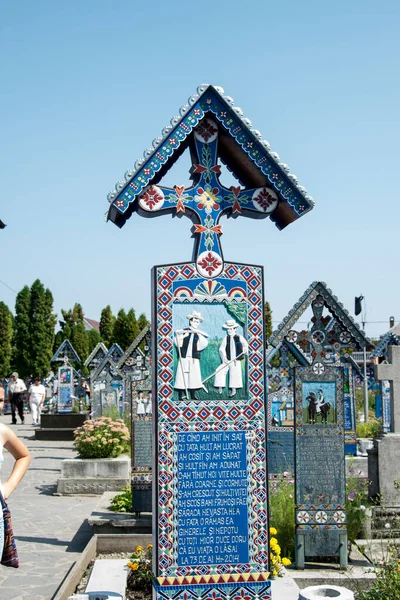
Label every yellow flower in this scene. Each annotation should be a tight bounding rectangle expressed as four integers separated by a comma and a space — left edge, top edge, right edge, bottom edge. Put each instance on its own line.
282, 557, 291, 566
270, 537, 278, 546
147, 544, 153, 550
274, 545, 281, 555
131, 562, 139, 571
136, 545, 143, 553
269, 527, 277, 535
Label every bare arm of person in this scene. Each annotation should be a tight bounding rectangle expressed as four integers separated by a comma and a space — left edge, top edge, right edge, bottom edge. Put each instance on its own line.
1, 425, 30, 499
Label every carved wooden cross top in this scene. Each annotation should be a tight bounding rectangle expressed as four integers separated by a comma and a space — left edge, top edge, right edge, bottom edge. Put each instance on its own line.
375, 345, 400, 433
135, 117, 280, 278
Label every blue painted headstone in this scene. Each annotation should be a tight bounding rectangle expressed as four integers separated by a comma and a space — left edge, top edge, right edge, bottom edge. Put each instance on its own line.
106, 84, 315, 600
294, 365, 347, 567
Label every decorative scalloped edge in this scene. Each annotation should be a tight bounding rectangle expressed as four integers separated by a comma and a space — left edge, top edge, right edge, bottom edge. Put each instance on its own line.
269, 281, 371, 349
51, 338, 81, 363
91, 354, 122, 382
107, 84, 315, 208
117, 322, 151, 369
370, 331, 400, 358
83, 341, 109, 368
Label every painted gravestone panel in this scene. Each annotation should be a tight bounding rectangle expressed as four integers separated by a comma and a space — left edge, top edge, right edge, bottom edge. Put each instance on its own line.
118, 328, 153, 513
381, 380, 391, 433
106, 85, 316, 599
133, 420, 153, 467
343, 365, 357, 455
295, 365, 347, 566
58, 364, 74, 413
153, 261, 269, 590
267, 283, 368, 479
132, 419, 152, 513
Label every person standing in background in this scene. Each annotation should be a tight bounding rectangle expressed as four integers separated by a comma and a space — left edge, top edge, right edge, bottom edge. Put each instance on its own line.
27, 377, 46, 426
8, 373, 26, 425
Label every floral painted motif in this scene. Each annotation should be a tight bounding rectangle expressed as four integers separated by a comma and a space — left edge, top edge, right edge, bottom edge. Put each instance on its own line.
196, 186, 220, 214
315, 511, 328, 524
139, 185, 165, 211
194, 214, 223, 251
197, 251, 222, 277
333, 510, 346, 523
194, 118, 218, 143
252, 187, 278, 213
312, 362, 325, 375
297, 511, 310, 524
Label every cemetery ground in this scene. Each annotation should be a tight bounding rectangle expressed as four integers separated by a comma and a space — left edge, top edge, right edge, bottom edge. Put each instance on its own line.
0, 415, 98, 600
1, 409, 399, 599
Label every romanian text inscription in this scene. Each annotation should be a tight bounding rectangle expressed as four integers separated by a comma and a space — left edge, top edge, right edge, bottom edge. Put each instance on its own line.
134, 421, 152, 467
177, 430, 249, 566
297, 434, 345, 505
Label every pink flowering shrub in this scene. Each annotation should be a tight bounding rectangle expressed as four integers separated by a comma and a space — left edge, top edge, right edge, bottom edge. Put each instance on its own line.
73, 417, 130, 458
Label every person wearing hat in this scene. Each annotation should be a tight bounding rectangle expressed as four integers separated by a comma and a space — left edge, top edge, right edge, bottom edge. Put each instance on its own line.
27, 377, 46, 426
8, 373, 27, 425
174, 311, 208, 401
214, 319, 248, 397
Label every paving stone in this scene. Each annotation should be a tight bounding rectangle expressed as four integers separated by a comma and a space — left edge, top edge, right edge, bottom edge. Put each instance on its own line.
0, 415, 100, 600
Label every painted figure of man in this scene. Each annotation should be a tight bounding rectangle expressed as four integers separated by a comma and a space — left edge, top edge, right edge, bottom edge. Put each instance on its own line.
316, 388, 326, 414
214, 319, 248, 397
174, 311, 208, 401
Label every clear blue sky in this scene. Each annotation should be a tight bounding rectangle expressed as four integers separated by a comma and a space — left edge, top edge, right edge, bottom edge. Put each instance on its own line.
1, 0, 399, 339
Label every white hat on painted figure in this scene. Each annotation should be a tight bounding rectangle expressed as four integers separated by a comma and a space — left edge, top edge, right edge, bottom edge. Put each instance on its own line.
222, 319, 239, 329
186, 311, 203, 322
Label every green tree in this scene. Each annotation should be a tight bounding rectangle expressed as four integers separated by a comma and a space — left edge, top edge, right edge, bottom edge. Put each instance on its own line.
100, 305, 115, 347
13, 285, 31, 377
71, 321, 89, 363
29, 279, 56, 377
137, 312, 149, 332
264, 301, 273, 343
125, 308, 139, 346
87, 328, 102, 354
0, 302, 13, 377
112, 309, 127, 349
55, 303, 92, 367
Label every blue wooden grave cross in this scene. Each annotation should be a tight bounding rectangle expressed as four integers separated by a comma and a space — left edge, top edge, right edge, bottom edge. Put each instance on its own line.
135, 117, 279, 277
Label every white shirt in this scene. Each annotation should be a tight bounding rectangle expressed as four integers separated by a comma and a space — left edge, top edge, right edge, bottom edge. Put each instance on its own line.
9, 378, 27, 394
28, 384, 46, 404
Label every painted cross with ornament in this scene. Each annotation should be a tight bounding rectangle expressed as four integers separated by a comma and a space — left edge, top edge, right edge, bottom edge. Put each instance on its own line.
134, 117, 279, 278
285, 293, 357, 375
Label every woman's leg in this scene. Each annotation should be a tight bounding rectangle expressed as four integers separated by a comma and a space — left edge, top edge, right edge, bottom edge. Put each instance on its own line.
30, 400, 38, 424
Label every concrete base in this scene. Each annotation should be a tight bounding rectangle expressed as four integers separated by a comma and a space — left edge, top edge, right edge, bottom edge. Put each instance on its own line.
57, 477, 130, 495
85, 559, 127, 599
36, 428, 78, 441
57, 455, 130, 495
299, 585, 354, 599
36, 412, 89, 440
368, 433, 400, 506
270, 570, 300, 599
356, 537, 400, 564
88, 491, 152, 534
41, 413, 89, 428
54, 534, 152, 600
292, 543, 375, 593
